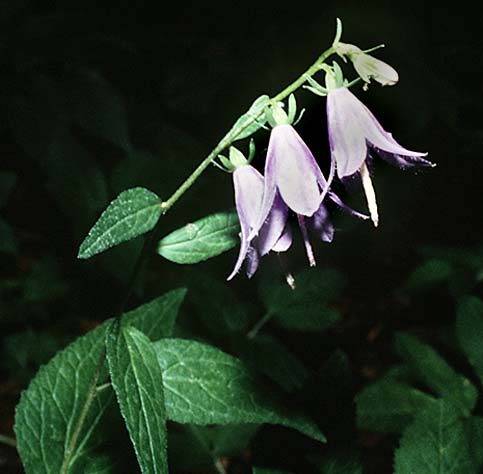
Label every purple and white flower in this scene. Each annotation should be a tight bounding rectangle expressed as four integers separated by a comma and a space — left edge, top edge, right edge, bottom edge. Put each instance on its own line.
249, 100, 368, 267
227, 153, 292, 281
326, 86, 435, 226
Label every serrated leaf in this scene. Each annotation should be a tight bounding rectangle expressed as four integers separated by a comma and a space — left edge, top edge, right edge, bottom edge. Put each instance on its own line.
14, 290, 185, 474
157, 210, 239, 264
106, 323, 167, 474
402, 258, 452, 292
356, 379, 437, 433
78, 187, 162, 259
154, 338, 325, 443
228, 95, 270, 141
456, 297, 483, 384
394, 400, 474, 474
395, 332, 477, 416
310, 450, 363, 474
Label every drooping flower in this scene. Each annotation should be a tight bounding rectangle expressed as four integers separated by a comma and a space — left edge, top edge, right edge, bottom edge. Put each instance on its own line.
224, 147, 292, 281
326, 85, 435, 226
249, 97, 368, 266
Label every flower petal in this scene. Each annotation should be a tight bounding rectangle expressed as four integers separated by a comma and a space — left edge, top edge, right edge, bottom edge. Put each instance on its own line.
270, 125, 323, 216
245, 246, 260, 278
328, 190, 370, 220
271, 225, 293, 252
257, 192, 288, 256
310, 204, 334, 243
228, 165, 264, 280
327, 88, 367, 178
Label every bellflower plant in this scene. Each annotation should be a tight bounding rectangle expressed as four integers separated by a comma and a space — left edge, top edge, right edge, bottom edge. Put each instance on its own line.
249, 96, 368, 267
219, 146, 292, 280
306, 63, 435, 226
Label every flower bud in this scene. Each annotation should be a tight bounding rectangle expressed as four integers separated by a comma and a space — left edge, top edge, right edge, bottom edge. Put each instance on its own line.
337, 43, 399, 86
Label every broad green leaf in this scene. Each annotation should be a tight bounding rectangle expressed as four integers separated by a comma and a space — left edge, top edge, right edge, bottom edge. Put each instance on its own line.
157, 210, 239, 264
236, 335, 308, 392
106, 323, 167, 474
356, 379, 437, 433
402, 258, 452, 292
456, 297, 483, 384
15, 290, 185, 474
78, 187, 162, 259
123, 288, 186, 339
228, 95, 270, 141
0, 171, 16, 207
394, 400, 474, 474
210, 424, 258, 457
154, 338, 325, 443
395, 332, 477, 416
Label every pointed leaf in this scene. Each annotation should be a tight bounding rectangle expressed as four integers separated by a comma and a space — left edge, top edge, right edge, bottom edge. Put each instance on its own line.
154, 338, 325, 443
157, 210, 239, 264
14, 290, 184, 474
394, 332, 477, 416
78, 187, 162, 259
106, 323, 168, 474
394, 400, 474, 474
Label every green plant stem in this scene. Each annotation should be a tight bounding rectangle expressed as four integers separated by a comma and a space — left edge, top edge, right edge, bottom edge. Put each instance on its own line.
160, 45, 336, 214
247, 312, 273, 339
0, 433, 17, 448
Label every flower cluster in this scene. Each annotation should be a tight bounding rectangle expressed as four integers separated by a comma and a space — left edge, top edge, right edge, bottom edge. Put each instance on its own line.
224, 52, 434, 282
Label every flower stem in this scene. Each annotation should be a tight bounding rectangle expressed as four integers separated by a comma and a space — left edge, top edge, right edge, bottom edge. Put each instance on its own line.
160, 45, 336, 214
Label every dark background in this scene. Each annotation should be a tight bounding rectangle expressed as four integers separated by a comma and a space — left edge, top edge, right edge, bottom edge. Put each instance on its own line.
0, 1, 482, 473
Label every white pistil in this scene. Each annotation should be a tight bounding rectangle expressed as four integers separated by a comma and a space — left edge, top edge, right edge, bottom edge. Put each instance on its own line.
360, 162, 379, 227
297, 215, 316, 267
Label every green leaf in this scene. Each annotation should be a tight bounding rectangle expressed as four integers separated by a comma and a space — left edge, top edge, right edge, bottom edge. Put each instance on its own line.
14, 290, 185, 474
402, 258, 452, 292
123, 288, 186, 340
210, 424, 258, 457
394, 400, 475, 474
106, 323, 167, 474
154, 338, 325, 443
157, 210, 239, 264
356, 379, 437, 433
456, 297, 483, 384
394, 332, 477, 416
78, 187, 162, 259
228, 95, 270, 141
